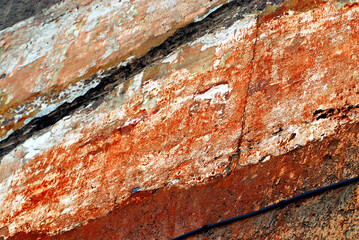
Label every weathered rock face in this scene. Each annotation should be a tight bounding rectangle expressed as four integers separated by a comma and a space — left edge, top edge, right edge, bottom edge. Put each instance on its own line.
0, 0, 227, 143
0, 0, 359, 239
195, 181, 359, 239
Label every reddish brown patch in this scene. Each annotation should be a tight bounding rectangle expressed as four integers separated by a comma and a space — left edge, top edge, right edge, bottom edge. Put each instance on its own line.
241, 2, 359, 162
1, 23, 256, 235
0, 227, 9, 238
7, 121, 359, 239
260, 0, 321, 24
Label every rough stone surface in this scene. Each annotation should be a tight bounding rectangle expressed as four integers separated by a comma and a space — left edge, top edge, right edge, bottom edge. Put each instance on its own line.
0, 0, 226, 142
0, 0, 62, 31
0, 0, 359, 239
7, 121, 359, 239
241, 1, 359, 165
0, 9, 257, 236
195, 182, 359, 239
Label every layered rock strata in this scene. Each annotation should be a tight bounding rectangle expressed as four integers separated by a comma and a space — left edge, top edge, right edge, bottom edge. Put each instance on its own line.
0, 0, 359, 239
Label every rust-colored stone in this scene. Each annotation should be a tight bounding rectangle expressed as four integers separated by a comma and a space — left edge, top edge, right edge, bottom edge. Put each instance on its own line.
1, 0, 359, 239
0, 0, 227, 140
0, 11, 257, 236
7, 121, 359, 239
194, 183, 359, 239
241, 1, 359, 164
0, 226, 9, 238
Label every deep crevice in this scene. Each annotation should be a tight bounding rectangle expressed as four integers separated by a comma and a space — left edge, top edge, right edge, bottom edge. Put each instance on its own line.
313, 104, 359, 121
236, 11, 261, 163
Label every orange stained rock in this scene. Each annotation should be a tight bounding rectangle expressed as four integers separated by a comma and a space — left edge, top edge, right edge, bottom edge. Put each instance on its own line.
0, 0, 227, 140
241, 1, 359, 164
1, 0, 359, 239
7, 121, 359, 239
0, 15, 257, 236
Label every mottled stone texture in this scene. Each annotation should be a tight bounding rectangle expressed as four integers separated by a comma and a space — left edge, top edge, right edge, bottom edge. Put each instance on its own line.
0, 0, 226, 143
195, 182, 359, 239
1, 0, 359, 239
7, 121, 359, 239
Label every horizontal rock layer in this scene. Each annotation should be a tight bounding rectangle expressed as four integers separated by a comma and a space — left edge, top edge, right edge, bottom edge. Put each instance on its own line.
0, 0, 359, 239
7, 120, 359, 239
195, 176, 359, 239
0, 0, 227, 143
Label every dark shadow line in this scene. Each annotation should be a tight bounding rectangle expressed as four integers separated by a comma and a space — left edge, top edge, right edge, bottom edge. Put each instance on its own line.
172, 175, 359, 240
0, 0, 280, 160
